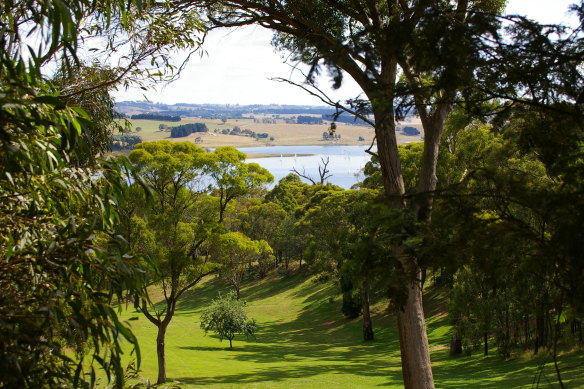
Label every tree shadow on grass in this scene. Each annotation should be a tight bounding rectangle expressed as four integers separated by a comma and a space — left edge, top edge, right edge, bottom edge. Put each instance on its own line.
174, 271, 314, 314
170, 359, 403, 387
169, 275, 402, 387
431, 346, 584, 388
242, 271, 310, 302
173, 276, 230, 313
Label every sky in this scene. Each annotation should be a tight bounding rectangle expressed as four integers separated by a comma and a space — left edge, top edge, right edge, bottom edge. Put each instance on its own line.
112, 0, 581, 106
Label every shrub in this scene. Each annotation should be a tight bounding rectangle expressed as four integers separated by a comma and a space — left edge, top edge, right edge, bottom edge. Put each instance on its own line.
199, 292, 258, 349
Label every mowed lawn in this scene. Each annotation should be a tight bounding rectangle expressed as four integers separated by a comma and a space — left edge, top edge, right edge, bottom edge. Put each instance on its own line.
119, 272, 584, 388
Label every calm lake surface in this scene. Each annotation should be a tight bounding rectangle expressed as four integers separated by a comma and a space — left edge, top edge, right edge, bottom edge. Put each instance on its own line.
239, 145, 375, 189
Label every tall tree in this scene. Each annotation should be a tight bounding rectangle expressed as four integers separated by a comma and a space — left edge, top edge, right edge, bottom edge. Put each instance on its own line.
198, 1, 505, 386
126, 141, 218, 384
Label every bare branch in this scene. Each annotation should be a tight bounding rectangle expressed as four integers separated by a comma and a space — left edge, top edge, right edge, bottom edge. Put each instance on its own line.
318, 156, 333, 183
291, 166, 317, 185
291, 156, 333, 185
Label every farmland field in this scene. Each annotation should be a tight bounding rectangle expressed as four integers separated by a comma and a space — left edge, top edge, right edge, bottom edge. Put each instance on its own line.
122, 117, 424, 150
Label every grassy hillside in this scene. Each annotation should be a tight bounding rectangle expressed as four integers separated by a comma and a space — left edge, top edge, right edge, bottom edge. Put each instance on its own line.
119, 271, 583, 388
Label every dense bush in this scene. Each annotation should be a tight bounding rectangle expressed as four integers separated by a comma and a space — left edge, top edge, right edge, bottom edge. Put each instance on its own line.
402, 126, 420, 136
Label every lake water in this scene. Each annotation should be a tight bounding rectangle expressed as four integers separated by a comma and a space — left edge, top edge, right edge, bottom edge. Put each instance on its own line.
239, 145, 375, 189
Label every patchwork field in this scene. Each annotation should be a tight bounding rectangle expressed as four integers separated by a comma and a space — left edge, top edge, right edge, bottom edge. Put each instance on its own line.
122, 117, 424, 149
118, 272, 584, 388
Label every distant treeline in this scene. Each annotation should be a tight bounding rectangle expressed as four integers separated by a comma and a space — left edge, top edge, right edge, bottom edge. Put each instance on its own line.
322, 114, 371, 126
131, 113, 181, 122
157, 109, 246, 119
297, 115, 323, 125
170, 123, 209, 138
117, 101, 416, 123
255, 108, 335, 115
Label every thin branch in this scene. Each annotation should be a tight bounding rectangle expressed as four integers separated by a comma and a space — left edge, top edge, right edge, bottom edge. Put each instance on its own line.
270, 76, 376, 127
291, 166, 317, 185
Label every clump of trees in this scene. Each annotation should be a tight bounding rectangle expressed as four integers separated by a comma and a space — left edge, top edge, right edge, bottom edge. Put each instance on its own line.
170, 122, 209, 138
4, 0, 584, 387
199, 1, 584, 386
111, 134, 143, 150
297, 115, 323, 125
200, 292, 258, 349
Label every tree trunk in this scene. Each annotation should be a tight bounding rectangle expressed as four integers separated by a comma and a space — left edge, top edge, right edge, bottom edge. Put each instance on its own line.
362, 280, 374, 341
414, 105, 449, 223
572, 320, 583, 343
156, 322, 169, 384
371, 68, 435, 387
535, 312, 545, 355
396, 268, 435, 389
484, 332, 489, 356
524, 316, 530, 349
449, 333, 462, 356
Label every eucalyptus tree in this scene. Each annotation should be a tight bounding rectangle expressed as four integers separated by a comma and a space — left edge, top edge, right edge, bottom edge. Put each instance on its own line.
0, 0, 206, 386
127, 141, 219, 384
207, 146, 274, 223
125, 141, 277, 383
211, 232, 273, 298
196, 1, 505, 386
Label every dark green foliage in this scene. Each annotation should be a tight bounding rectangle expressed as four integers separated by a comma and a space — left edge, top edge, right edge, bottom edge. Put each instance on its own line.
111, 134, 143, 150
427, 110, 584, 357
170, 122, 209, 138
0, 0, 208, 384
340, 277, 361, 319
200, 292, 258, 349
0, 0, 176, 385
401, 126, 420, 136
53, 64, 127, 166
297, 115, 323, 125
0, 45, 146, 389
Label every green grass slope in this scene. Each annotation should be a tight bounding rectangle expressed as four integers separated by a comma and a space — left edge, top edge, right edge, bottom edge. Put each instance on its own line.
120, 272, 583, 388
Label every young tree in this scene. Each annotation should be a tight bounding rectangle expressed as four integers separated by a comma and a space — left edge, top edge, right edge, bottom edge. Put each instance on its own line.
200, 292, 258, 349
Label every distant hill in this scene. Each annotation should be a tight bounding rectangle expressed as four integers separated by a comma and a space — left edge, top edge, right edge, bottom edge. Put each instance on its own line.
115, 101, 414, 124
116, 101, 339, 120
